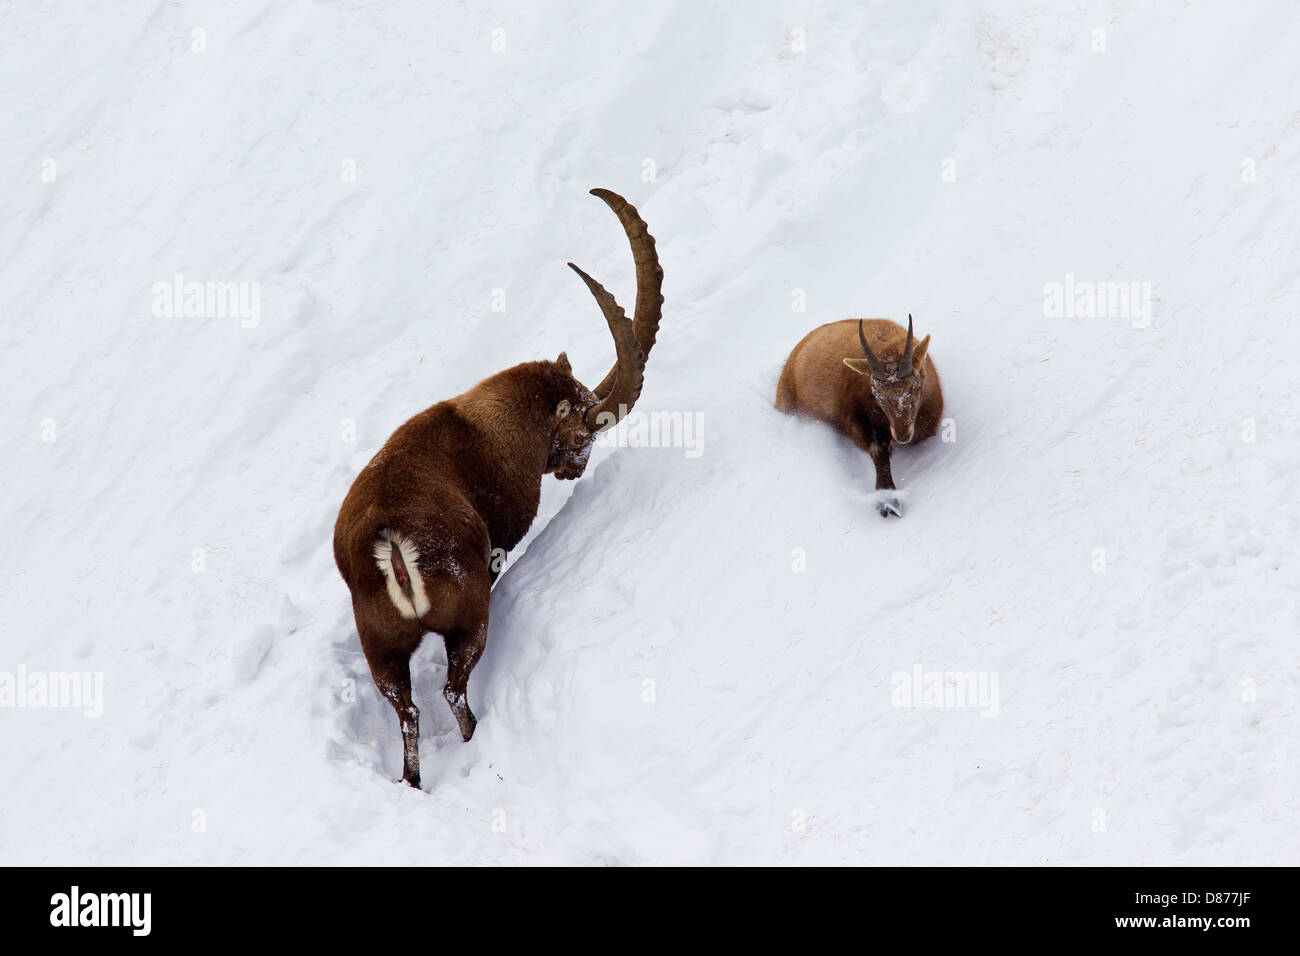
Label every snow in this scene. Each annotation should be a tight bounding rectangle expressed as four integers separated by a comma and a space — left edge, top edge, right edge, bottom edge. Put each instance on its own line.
2, 0, 1297, 864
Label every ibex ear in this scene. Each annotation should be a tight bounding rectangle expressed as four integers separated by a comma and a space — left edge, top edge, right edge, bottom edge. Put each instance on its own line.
910, 335, 931, 367
843, 357, 873, 375
555, 351, 572, 373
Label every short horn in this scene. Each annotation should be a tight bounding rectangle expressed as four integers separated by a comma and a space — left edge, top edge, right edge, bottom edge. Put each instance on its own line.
900, 314, 916, 377
857, 319, 885, 377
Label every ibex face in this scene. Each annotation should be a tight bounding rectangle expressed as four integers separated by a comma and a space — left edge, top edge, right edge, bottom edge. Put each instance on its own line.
843, 315, 932, 445
544, 353, 598, 480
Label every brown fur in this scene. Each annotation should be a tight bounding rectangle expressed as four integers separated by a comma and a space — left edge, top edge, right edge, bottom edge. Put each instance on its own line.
776, 318, 943, 516
334, 189, 662, 788
333, 358, 599, 787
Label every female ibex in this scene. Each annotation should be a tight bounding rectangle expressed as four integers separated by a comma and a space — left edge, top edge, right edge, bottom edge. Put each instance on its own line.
775, 316, 942, 517
334, 188, 663, 787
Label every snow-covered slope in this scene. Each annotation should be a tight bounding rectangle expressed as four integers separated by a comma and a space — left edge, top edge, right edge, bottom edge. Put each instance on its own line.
2, 0, 1297, 864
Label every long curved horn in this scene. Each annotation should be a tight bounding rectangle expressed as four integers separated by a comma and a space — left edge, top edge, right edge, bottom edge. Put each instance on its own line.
899, 314, 916, 377
857, 319, 886, 377
568, 263, 645, 431
585, 189, 663, 400
570, 189, 663, 431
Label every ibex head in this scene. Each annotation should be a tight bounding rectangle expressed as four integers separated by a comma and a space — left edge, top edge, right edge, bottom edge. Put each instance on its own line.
843, 315, 931, 444
544, 188, 664, 480
544, 352, 598, 480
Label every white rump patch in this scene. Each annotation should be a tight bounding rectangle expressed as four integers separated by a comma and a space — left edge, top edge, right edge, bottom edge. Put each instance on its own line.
373, 529, 431, 620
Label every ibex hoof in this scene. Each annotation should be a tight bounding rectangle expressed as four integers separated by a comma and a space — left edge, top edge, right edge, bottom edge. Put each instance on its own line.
446, 692, 477, 741
869, 490, 904, 518
457, 713, 477, 742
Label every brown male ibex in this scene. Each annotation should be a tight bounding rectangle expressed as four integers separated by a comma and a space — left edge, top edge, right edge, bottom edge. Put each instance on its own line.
775, 316, 942, 517
334, 188, 662, 787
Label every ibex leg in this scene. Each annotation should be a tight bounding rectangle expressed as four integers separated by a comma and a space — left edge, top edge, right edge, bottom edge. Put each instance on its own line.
849, 419, 901, 517
363, 641, 422, 788
443, 620, 487, 742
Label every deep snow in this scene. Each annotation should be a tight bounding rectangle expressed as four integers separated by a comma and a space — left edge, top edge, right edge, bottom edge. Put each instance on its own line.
1, 0, 1297, 864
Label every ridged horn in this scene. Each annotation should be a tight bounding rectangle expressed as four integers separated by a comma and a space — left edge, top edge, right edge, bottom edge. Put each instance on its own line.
569, 189, 664, 431
567, 263, 644, 431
